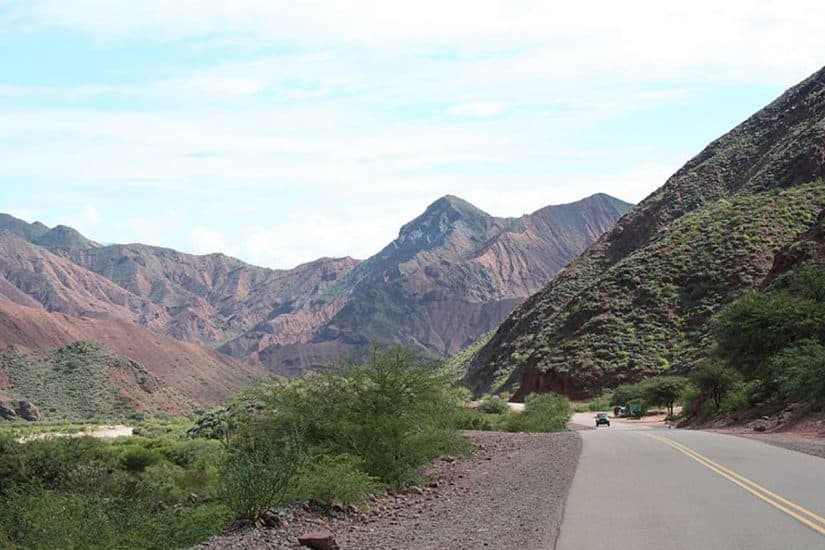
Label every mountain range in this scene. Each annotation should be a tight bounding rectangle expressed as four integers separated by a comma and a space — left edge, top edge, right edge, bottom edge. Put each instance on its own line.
0, 193, 631, 418
463, 65, 825, 400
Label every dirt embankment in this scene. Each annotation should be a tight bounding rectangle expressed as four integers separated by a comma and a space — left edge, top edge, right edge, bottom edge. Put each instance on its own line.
198, 430, 582, 550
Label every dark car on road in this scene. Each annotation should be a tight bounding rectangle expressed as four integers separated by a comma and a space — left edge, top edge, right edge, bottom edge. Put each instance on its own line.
595, 412, 610, 427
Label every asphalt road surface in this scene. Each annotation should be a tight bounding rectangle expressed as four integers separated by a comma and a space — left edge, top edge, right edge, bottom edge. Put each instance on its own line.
558, 413, 825, 549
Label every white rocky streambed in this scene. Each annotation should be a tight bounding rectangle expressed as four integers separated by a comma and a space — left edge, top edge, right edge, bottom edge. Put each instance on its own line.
15, 424, 134, 443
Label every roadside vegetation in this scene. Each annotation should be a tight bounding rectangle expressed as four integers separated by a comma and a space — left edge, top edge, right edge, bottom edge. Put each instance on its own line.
0, 347, 499, 548
455, 392, 572, 433
603, 376, 689, 418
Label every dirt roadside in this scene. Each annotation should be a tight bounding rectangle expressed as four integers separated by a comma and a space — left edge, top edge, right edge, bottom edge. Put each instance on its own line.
197, 431, 582, 550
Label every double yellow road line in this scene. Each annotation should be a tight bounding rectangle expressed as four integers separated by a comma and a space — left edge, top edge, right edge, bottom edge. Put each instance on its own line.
647, 434, 825, 537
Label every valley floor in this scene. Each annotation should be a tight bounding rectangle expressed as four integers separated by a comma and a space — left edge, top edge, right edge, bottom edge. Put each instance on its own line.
197, 431, 581, 550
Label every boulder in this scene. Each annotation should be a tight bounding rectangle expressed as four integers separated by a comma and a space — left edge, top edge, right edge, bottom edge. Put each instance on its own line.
15, 400, 42, 421
0, 400, 17, 420
297, 530, 338, 550
0, 399, 41, 421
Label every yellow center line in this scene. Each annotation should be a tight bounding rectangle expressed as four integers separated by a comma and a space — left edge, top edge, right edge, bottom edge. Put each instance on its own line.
645, 433, 825, 537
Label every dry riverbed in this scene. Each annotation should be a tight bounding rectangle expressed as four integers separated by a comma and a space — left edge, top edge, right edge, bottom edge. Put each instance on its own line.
197, 430, 582, 550
15, 424, 134, 442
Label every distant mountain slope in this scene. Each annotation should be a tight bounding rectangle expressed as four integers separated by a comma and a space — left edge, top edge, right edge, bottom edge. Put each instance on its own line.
464, 65, 825, 399
0, 231, 158, 322
62, 243, 359, 345
0, 300, 266, 406
223, 193, 631, 375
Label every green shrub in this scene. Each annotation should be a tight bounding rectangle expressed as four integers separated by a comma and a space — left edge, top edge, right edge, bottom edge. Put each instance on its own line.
122, 447, 164, 473
503, 410, 530, 432
292, 453, 381, 506
452, 408, 488, 430
719, 383, 750, 412
479, 395, 509, 414
506, 393, 571, 432
219, 422, 304, 521
250, 347, 468, 488
587, 390, 614, 412
695, 399, 717, 424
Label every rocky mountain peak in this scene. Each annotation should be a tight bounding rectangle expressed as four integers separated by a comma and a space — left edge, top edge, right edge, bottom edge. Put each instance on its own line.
395, 195, 492, 252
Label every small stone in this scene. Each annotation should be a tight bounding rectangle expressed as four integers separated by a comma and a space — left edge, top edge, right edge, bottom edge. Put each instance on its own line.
187, 492, 200, 503
408, 486, 424, 496
298, 531, 339, 550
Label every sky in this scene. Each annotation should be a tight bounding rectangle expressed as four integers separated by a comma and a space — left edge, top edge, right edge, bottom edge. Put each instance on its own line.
1, 1, 824, 269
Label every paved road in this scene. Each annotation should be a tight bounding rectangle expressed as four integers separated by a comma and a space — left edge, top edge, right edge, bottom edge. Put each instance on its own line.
558, 414, 825, 549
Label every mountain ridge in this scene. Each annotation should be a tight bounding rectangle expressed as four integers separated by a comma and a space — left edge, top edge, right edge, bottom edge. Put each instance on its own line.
0, 192, 631, 383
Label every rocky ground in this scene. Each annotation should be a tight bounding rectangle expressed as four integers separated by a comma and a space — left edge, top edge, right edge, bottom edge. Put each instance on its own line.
698, 405, 825, 460
196, 430, 581, 550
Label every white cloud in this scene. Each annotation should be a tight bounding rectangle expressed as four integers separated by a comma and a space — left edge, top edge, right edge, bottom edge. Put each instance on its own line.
9, 1, 825, 83
83, 204, 100, 225
174, 76, 267, 95
189, 226, 232, 255
448, 101, 507, 117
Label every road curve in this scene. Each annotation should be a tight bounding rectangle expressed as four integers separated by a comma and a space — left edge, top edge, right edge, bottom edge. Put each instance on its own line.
557, 417, 825, 549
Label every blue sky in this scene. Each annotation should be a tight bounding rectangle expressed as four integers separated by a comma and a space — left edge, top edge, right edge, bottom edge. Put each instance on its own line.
1, 1, 823, 269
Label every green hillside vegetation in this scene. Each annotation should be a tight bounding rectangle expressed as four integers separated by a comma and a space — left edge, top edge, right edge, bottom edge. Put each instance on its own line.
445, 330, 494, 380
1, 342, 197, 421
691, 264, 825, 416
471, 182, 825, 397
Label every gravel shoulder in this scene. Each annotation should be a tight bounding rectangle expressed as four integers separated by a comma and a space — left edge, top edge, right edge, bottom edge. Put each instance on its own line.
197, 430, 581, 550
734, 433, 825, 460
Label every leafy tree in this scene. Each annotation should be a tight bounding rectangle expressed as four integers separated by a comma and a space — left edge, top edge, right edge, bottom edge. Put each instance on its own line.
772, 339, 825, 405
642, 376, 689, 417
692, 359, 741, 410
714, 291, 824, 377
609, 382, 646, 407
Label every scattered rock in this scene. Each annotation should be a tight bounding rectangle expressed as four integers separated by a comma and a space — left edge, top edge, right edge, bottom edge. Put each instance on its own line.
298, 530, 339, 550
0, 399, 42, 421
261, 509, 282, 528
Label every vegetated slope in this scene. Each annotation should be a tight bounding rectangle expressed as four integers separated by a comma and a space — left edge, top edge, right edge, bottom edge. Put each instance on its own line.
765, 207, 825, 283
227, 193, 631, 375
0, 341, 197, 419
0, 300, 266, 407
464, 65, 825, 399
